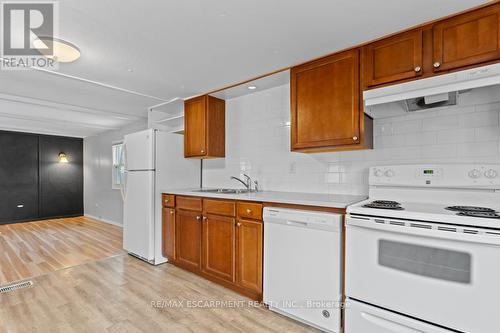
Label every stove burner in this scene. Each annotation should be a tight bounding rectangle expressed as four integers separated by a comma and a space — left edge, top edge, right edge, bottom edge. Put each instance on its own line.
372, 200, 401, 205
363, 200, 404, 210
458, 211, 500, 219
445, 206, 496, 213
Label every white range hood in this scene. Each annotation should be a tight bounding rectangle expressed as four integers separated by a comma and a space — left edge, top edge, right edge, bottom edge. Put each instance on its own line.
364, 63, 500, 118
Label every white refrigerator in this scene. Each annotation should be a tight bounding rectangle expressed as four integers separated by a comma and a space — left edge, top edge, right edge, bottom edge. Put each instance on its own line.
121, 128, 199, 265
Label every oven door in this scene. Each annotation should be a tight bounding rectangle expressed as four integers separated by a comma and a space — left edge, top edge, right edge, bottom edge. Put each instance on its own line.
346, 215, 500, 333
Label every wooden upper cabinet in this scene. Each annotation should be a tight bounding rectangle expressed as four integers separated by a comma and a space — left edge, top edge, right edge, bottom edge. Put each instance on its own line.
201, 214, 235, 283
291, 49, 361, 152
362, 29, 423, 87
433, 4, 500, 72
184, 95, 225, 159
175, 209, 202, 272
162, 207, 176, 261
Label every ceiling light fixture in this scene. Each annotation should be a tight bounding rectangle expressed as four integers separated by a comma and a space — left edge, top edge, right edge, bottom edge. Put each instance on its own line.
33, 37, 81, 63
58, 152, 69, 163
248, 86, 257, 90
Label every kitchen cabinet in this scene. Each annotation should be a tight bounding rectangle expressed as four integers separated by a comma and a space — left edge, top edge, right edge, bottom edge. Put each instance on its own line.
433, 4, 500, 72
175, 209, 202, 272
184, 95, 225, 159
203, 198, 235, 217
162, 194, 175, 208
362, 29, 423, 87
164, 194, 264, 300
201, 214, 235, 282
237, 201, 263, 220
162, 207, 175, 260
291, 49, 371, 152
235, 219, 262, 294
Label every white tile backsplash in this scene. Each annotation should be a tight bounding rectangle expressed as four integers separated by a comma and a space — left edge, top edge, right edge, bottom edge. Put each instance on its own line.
203, 84, 500, 195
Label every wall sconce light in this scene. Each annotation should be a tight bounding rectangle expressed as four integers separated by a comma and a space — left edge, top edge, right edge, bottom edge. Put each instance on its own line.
58, 152, 69, 163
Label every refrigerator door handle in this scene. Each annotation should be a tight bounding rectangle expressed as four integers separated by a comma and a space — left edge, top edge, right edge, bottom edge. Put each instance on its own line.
120, 143, 128, 202
120, 171, 128, 202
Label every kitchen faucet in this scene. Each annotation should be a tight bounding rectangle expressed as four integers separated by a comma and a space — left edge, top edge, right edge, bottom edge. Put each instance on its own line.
230, 174, 258, 191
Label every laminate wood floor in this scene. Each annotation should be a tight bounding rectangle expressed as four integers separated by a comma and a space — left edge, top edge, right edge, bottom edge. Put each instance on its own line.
0, 216, 123, 285
0, 254, 318, 333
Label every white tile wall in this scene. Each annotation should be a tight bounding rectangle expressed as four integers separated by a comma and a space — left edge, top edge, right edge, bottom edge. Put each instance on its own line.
203, 84, 500, 195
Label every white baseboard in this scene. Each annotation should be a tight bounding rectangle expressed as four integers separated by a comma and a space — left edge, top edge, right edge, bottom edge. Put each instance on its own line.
84, 214, 123, 227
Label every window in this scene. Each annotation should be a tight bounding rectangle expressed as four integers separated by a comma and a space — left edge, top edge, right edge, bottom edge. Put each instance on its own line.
112, 143, 124, 189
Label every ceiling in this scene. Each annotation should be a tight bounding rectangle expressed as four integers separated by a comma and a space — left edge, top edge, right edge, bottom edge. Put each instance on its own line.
0, 0, 489, 137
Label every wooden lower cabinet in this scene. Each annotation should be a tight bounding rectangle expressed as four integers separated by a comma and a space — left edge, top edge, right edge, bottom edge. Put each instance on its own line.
175, 209, 202, 272
201, 214, 235, 282
164, 194, 264, 300
236, 219, 263, 295
162, 207, 176, 260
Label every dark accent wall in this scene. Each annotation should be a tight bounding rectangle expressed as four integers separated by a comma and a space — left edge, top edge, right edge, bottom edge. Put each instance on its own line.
0, 130, 83, 224
39, 135, 83, 219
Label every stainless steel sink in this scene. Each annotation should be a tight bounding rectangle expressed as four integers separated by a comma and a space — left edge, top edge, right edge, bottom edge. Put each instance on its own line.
194, 188, 253, 194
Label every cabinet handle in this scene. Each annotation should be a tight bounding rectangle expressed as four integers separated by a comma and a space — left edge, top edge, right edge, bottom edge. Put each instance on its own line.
353, 136, 358, 141
200, 149, 205, 154
203, 216, 207, 221
414, 66, 421, 72
170, 210, 174, 215
433, 62, 441, 68
236, 222, 242, 227
246, 208, 252, 214
196, 216, 201, 220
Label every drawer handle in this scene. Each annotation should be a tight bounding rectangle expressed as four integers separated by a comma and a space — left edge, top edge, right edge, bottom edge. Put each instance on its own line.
196, 216, 201, 220
246, 208, 252, 214
170, 210, 174, 215
236, 222, 241, 227
203, 216, 207, 221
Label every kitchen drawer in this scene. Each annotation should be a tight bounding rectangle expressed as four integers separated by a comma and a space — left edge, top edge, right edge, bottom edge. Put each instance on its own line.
162, 194, 175, 208
176, 196, 202, 211
203, 198, 235, 217
237, 202, 263, 221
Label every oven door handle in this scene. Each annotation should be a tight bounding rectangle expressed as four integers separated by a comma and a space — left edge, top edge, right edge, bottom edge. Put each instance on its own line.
361, 312, 451, 333
347, 217, 500, 246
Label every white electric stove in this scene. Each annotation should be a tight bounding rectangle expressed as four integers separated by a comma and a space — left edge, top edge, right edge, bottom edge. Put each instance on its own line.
345, 164, 500, 333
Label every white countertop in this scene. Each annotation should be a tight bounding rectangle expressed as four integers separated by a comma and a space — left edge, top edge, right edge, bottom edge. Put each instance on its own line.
162, 188, 367, 209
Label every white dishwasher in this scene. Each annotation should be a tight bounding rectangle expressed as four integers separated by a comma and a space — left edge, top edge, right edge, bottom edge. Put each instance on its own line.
263, 207, 343, 333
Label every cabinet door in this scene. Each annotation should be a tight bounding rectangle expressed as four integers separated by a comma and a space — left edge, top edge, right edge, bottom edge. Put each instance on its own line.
291, 49, 360, 150
201, 214, 235, 282
162, 207, 176, 260
362, 29, 423, 87
184, 96, 207, 157
433, 4, 500, 72
236, 219, 262, 293
175, 209, 202, 271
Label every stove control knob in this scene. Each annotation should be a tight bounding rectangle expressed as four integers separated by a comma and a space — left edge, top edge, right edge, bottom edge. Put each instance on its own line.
468, 169, 481, 179
384, 170, 395, 177
373, 169, 383, 177
484, 169, 498, 179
